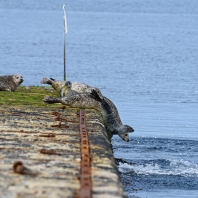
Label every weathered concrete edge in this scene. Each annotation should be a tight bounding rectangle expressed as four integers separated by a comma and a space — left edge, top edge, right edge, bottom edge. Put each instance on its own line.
85, 109, 128, 198
0, 105, 128, 198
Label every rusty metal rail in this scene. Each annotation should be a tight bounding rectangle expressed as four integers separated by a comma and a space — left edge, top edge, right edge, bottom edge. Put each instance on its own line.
79, 110, 92, 198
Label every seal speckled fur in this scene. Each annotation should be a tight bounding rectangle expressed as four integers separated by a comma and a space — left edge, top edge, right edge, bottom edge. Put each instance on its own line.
40, 77, 122, 125
43, 92, 101, 111
0, 74, 23, 91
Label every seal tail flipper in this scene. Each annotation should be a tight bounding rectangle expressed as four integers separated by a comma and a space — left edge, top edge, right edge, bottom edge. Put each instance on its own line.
40, 78, 52, 85
90, 89, 102, 102
91, 89, 114, 115
50, 78, 56, 81
42, 96, 62, 104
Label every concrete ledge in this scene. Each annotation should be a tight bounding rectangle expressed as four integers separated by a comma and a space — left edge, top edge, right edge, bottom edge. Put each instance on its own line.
0, 105, 127, 198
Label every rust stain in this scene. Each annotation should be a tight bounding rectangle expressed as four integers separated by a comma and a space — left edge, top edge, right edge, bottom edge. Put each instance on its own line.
13, 161, 38, 176
39, 133, 56, 138
50, 123, 69, 128
40, 149, 62, 156
79, 110, 92, 198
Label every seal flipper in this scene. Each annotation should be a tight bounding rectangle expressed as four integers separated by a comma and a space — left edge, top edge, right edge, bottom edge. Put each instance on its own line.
90, 89, 102, 102
40, 78, 52, 85
50, 78, 56, 81
42, 96, 62, 104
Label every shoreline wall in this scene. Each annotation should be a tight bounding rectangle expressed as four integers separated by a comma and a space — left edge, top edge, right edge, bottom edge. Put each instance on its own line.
0, 105, 127, 198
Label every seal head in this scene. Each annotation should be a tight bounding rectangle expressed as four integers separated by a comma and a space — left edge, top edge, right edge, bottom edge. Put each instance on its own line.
60, 81, 77, 97
13, 74, 23, 86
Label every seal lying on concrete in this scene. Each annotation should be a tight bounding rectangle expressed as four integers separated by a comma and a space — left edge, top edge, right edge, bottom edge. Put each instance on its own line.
43, 92, 101, 111
90, 89, 134, 142
0, 74, 23, 91
40, 78, 90, 97
40, 77, 122, 125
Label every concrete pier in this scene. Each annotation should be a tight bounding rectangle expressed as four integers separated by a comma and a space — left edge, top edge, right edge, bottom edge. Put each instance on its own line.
0, 104, 127, 198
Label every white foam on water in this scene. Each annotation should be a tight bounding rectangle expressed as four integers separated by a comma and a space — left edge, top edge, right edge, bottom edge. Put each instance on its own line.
129, 189, 198, 198
118, 159, 198, 176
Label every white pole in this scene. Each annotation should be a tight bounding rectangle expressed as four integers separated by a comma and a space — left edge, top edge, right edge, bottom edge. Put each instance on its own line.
63, 5, 67, 81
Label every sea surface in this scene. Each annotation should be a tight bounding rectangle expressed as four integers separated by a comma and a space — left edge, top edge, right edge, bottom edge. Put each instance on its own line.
1, 0, 198, 197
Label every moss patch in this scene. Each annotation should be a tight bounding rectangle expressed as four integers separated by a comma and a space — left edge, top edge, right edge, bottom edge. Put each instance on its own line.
0, 86, 60, 106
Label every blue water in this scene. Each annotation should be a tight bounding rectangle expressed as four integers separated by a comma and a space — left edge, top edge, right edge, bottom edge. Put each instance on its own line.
1, 1, 198, 197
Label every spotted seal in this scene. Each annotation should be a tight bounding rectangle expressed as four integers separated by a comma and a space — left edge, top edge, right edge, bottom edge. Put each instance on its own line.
43, 92, 101, 111
40, 77, 122, 125
40, 78, 90, 97
0, 74, 23, 91
90, 89, 134, 142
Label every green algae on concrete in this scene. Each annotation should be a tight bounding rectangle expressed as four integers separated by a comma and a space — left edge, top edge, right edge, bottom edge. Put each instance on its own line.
0, 86, 59, 106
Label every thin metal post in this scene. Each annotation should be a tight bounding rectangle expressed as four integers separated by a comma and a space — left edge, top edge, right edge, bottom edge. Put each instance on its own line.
63, 5, 67, 81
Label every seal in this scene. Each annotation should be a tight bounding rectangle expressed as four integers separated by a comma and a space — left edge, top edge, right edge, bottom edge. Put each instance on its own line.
0, 74, 23, 92
40, 78, 90, 97
43, 91, 101, 111
90, 89, 134, 142
40, 77, 123, 124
